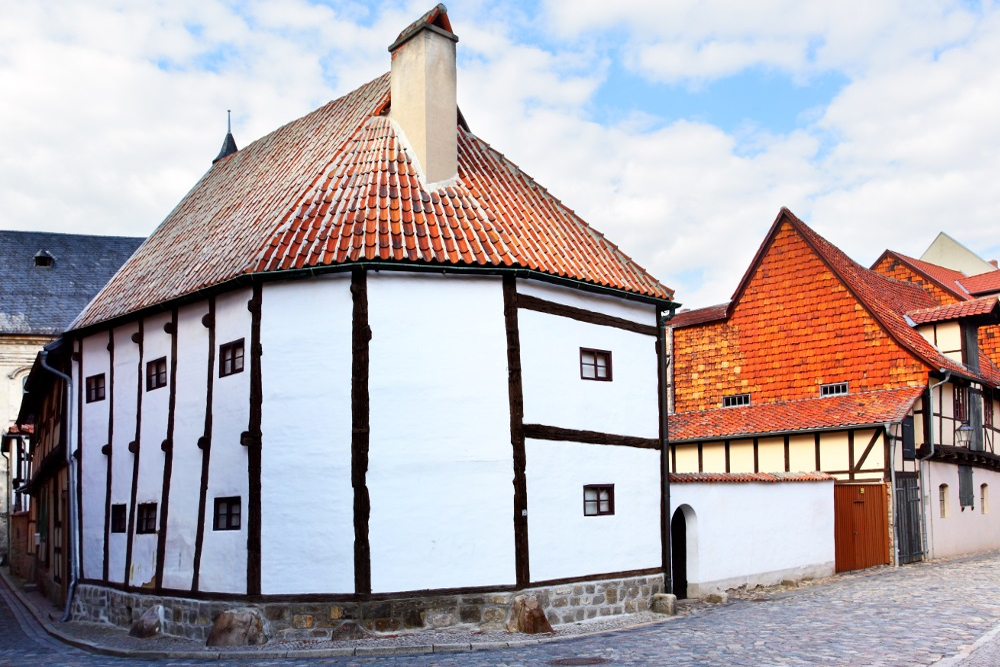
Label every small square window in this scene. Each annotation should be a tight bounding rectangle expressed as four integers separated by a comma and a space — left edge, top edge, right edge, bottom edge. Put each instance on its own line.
86, 374, 106, 403
146, 357, 167, 391
136, 503, 157, 534
213, 496, 242, 531
111, 504, 127, 533
219, 339, 245, 377
722, 393, 750, 408
820, 382, 848, 397
580, 349, 612, 381
583, 485, 614, 516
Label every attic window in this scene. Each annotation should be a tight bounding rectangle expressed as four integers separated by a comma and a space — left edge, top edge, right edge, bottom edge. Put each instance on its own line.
820, 382, 849, 397
146, 357, 167, 391
722, 393, 750, 408
34, 250, 54, 267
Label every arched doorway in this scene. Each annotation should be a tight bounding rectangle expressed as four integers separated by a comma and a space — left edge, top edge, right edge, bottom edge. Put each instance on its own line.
671, 508, 688, 599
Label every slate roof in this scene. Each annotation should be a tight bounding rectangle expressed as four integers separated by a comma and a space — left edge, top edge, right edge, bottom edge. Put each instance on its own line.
0, 230, 144, 335
670, 386, 926, 442
72, 73, 673, 330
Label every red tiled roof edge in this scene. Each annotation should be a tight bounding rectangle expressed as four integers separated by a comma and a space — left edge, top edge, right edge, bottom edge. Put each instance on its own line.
961, 270, 1000, 296
669, 302, 730, 328
906, 297, 1000, 325
670, 472, 835, 483
669, 386, 926, 442
872, 250, 970, 302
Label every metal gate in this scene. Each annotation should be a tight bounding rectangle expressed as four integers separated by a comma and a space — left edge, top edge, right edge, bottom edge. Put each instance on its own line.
834, 483, 890, 572
894, 473, 922, 564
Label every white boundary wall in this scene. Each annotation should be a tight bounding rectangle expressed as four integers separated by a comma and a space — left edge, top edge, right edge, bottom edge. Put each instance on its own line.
926, 461, 1000, 559
671, 480, 835, 596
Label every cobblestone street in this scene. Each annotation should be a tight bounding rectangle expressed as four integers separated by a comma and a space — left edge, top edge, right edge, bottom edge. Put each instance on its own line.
4, 552, 1000, 666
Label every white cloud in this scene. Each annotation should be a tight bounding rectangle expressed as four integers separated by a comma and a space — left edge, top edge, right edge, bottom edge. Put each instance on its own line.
2, 0, 1000, 314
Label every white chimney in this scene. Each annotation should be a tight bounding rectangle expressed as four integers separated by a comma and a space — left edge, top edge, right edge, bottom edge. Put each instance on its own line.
388, 5, 458, 185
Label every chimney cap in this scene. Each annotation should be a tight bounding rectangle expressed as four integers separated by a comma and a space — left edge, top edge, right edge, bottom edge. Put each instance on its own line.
388, 4, 457, 53
213, 110, 239, 164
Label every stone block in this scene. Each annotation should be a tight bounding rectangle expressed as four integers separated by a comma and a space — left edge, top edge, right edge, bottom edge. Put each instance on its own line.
704, 592, 728, 604
651, 593, 676, 615
426, 611, 456, 628
373, 618, 400, 632
129, 605, 163, 638
206, 607, 269, 647
332, 621, 368, 641
506, 595, 553, 634
593, 594, 605, 605
459, 606, 481, 624
605, 589, 618, 604
361, 601, 392, 621
573, 585, 584, 596
329, 606, 344, 621
292, 614, 314, 629
551, 597, 568, 608
585, 584, 595, 594
482, 607, 505, 622
402, 608, 425, 629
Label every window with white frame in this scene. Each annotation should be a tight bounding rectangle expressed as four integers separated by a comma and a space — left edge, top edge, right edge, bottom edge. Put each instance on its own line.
820, 382, 848, 397
722, 393, 750, 408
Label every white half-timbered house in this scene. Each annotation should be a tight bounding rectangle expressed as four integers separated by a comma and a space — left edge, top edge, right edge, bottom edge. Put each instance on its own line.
26, 5, 677, 637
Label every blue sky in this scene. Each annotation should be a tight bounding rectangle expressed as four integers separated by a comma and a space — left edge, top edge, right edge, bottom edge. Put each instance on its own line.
1, 0, 999, 306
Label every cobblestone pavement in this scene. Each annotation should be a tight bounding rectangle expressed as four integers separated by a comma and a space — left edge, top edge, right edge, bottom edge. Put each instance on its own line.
3, 552, 1000, 666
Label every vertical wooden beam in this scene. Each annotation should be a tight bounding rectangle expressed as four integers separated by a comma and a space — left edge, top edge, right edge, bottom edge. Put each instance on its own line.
155, 310, 179, 591
783, 435, 790, 472
814, 432, 821, 471
351, 270, 372, 596
123, 320, 143, 590
697, 442, 703, 473
191, 300, 215, 593
753, 437, 759, 473
656, 310, 672, 593
848, 430, 855, 480
102, 330, 114, 583
502, 276, 529, 588
724, 440, 731, 473
247, 286, 264, 596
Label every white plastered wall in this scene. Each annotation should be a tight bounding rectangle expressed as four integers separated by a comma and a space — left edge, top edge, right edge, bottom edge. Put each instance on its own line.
260, 276, 355, 595
925, 462, 1000, 558
108, 323, 139, 584
79, 333, 111, 581
130, 311, 172, 588
367, 273, 514, 592
517, 282, 659, 438
161, 302, 211, 590
197, 288, 251, 594
671, 481, 835, 596
526, 440, 661, 581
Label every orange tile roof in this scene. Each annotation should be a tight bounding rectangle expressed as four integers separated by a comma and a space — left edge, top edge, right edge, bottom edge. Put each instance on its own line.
962, 270, 1000, 296
670, 386, 926, 442
906, 297, 1000, 325
670, 471, 834, 483
669, 302, 729, 328
73, 74, 672, 330
873, 252, 970, 301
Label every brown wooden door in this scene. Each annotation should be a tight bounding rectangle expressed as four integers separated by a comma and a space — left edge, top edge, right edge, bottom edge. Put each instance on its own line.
834, 483, 890, 572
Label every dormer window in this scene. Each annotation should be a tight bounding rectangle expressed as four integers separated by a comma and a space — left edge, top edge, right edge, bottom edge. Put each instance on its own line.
34, 250, 54, 267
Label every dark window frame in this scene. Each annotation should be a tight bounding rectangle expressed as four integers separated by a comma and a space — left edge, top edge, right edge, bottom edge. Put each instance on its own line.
954, 385, 969, 422
213, 496, 242, 531
583, 484, 615, 516
85, 373, 106, 403
136, 502, 157, 534
110, 504, 127, 533
146, 357, 167, 391
985, 389, 994, 429
580, 348, 613, 382
722, 393, 751, 408
820, 382, 849, 397
219, 339, 245, 378
959, 465, 975, 509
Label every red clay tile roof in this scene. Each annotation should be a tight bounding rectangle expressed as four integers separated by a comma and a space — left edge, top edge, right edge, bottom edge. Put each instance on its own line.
72, 74, 672, 330
669, 302, 729, 328
874, 252, 970, 301
962, 270, 1000, 296
670, 471, 834, 483
670, 386, 925, 442
776, 211, 983, 382
906, 297, 1000, 325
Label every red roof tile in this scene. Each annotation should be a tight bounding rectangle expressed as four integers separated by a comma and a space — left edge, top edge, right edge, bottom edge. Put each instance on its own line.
669, 302, 729, 328
670, 386, 925, 442
961, 270, 1000, 296
670, 471, 834, 483
73, 74, 672, 330
875, 252, 970, 300
906, 297, 1000, 325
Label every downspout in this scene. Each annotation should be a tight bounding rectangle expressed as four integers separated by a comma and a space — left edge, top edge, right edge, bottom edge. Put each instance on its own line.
885, 422, 899, 568
39, 349, 78, 623
918, 370, 951, 562
657, 308, 674, 595
1, 439, 8, 566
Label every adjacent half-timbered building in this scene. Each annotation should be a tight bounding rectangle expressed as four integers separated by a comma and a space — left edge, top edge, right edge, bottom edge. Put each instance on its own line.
21, 6, 677, 638
668, 208, 1000, 586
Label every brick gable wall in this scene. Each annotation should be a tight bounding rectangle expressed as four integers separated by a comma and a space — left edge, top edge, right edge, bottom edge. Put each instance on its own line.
673, 222, 927, 413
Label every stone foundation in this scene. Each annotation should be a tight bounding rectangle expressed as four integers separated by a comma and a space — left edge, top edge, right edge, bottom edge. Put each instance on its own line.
72, 574, 663, 642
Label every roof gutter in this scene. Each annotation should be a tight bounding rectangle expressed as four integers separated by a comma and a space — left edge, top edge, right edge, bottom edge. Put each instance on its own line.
38, 348, 79, 623
919, 369, 951, 561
